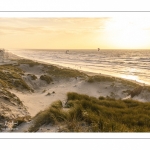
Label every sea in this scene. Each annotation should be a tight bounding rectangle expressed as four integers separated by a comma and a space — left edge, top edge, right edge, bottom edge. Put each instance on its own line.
9, 49, 150, 85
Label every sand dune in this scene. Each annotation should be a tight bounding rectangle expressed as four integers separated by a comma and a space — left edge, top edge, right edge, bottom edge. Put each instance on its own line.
1, 52, 150, 132
12, 63, 150, 117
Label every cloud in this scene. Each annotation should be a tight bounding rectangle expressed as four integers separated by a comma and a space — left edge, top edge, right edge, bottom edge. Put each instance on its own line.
0, 26, 44, 35
0, 17, 111, 35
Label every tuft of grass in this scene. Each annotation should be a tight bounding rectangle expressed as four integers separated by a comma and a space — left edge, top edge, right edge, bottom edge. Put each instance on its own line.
51, 101, 63, 109
99, 96, 105, 100
27, 74, 37, 80
129, 86, 143, 98
29, 100, 68, 132
40, 75, 53, 84
13, 79, 33, 91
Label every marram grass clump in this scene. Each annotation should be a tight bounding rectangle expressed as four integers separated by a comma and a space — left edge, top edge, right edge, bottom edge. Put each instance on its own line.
27, 74, 37, 80
29, 92, 150, 132
40, 75, 53, 84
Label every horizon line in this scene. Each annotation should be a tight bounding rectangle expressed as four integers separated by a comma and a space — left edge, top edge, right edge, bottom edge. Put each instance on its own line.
7, 48, 150, 50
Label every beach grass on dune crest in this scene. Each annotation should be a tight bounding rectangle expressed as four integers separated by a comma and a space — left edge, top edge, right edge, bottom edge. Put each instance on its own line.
17, 59, 40, 67
17, 59, 88, 79
87, 74, 141, 87
46, 65, 87, 79
29, 92, 150, 132
87, 75, 116, 83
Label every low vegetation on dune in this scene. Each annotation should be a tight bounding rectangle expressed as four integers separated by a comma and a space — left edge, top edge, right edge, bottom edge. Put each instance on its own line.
17, 59, 40, 67
40, 75, 53, 84
143, 85, 150, 93
87, 75, 116, 83
128, 86, 143, 98
45, 65, 87, 79
0, 88, 23, 105
27, 74, 37, 80
0, 65, 32, 91
29, 92, 150, 132
0, 88, 31, 131
87, 74, 141, 87
118, 78, 141, 87
17, 59, 88, 81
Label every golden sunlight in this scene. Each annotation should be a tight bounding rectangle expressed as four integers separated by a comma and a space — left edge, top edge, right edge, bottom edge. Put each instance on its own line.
1, 17, 150, 49
105, 17, 150, 49
121, 74, 139, 81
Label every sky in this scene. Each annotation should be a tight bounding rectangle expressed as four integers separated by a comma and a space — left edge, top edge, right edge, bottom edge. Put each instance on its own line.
1, 17, 150, 49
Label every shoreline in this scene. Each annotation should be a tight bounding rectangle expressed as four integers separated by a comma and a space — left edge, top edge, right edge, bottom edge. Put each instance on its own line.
8, 52, 148, 87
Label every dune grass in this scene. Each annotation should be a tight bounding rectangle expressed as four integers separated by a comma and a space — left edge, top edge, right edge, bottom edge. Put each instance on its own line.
118, 78, 141, 87
87, 74, 142, 88
0, 88, 23, 105
29, 100, 68, 132
27, 74, 37, 80
29, 92, 150, 132
40, 75, 53, 84
45, 65, 87, 79
87, 75, 116, 83
0, 64, 33, 91
17, 58, 88, 80
17, 59, 40, 67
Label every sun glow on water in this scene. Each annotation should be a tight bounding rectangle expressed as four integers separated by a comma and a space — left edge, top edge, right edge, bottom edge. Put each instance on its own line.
121, 74, 144, 84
